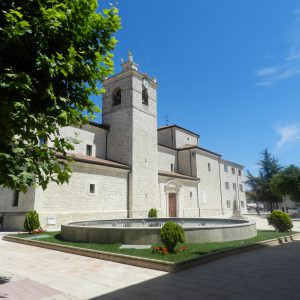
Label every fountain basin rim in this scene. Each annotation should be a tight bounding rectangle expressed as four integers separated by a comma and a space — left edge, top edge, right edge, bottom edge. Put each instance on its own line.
63, 217, 256, 230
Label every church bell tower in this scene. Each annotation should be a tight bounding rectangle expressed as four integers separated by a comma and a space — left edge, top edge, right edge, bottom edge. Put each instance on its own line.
102, 51, 159, 217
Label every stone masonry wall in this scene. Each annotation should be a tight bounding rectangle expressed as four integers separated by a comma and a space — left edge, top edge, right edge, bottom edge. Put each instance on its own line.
220, 161, 247, 215
35, 162, 129, 229
174, 128, 198, 148
53, 125, 107, 159
0, 186, 35, 213
158, 176, 199, 217
157, 128, 173, 147
178, 150, 192, 176
130, 75, 159, 216
102, 74, 133, 165
158, 146, 177, 172
196, 152, 223, 216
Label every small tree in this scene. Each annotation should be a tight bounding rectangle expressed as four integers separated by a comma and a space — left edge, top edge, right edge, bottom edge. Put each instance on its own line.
148, 208, 158, 218
267, 210, 293, 232
160, 221, 185, 253
270, 165, 300, 202
24, 210, 41, 233
246, 149, 281, 211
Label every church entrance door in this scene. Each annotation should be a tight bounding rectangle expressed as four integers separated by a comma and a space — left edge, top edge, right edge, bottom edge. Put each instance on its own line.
168, 193, 177, 217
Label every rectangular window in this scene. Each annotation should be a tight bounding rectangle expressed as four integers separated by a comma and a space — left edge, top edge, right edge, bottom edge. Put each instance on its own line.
224, 165, 228, 172
233, 183, 237, 190
89, 184, 95, 194
239, 184, 243, 192
231, 167, 235, 175
226, 201, 231, 208
12, 190, 19, 207
171, 163, 174, 172
238, 169, 242, 176
225, 182, 229, 189
190, 191, 193, 198
208, 163, 211, 172
241, 201, 245, 208
86, 145, 92, 156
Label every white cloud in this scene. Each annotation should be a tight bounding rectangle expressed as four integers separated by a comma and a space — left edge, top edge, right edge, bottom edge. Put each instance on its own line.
257, 6, 300, 86
293, 6, 300, 15
256, 66, 281, 77
275, 124, 300, 149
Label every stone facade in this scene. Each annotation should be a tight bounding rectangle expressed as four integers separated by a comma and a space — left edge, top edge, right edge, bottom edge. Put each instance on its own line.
0, 52, 247, 230
220, 159, 247, 216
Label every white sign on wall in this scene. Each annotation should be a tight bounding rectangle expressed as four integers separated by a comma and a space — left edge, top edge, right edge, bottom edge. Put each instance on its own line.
47, 217, 56, 225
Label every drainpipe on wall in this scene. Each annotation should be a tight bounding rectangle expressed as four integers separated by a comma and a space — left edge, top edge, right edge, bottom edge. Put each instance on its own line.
196, 182, 200, 217
176, 150, 179, 172
189, 150, 192, 177
105, 130, 109, 159
218, 158, 224, 215
236, 170, 240, 211
0, 212, 4, 231
127, 171, 131, 218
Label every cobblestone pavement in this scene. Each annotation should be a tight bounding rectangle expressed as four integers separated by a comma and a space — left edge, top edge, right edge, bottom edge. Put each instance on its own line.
1, 217, 300, 300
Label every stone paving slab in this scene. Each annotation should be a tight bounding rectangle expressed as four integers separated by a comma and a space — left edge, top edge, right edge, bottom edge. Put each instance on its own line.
119, 244, 151, 249
0, 278, 61, 300
0, 235, 165, 299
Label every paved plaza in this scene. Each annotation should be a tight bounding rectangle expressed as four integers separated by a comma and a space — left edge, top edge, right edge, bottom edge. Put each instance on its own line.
1, 217, 300, 299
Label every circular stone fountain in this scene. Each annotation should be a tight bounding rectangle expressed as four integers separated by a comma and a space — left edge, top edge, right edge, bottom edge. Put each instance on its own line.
61, 218, 256, 245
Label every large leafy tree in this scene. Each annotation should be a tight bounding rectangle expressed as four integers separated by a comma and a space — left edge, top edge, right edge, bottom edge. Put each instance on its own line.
0, 0, 121, 192
247, 148, 282, 211
270, 165, 300, 202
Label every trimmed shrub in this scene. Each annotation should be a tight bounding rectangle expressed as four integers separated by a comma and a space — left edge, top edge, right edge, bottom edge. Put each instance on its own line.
267, 210, 293, 232
24, 210, 41, 233
148, 208, 158, 218
160, 221, 185, 253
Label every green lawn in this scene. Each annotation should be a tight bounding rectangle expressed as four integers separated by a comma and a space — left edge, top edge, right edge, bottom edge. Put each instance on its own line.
14, 230, 295, 263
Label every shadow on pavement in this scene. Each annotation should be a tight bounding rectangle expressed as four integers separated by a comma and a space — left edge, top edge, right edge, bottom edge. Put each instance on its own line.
0, 277, 10, 285
91, 241, 300, 300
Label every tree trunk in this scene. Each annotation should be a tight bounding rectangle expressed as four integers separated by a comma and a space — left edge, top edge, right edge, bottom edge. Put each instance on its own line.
256, 189, 260, 216
270, 201, 273, 212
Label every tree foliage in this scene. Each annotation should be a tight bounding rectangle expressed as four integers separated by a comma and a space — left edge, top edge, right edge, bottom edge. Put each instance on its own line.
246, 148, 281, 211
0, 0, 121, 192
270, 165, 300, 202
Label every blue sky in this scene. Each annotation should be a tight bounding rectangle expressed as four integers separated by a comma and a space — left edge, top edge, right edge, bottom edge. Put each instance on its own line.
95, 0, 300, 174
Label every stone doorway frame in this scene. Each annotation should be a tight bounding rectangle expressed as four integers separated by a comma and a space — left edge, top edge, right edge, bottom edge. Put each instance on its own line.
164, 179, 182, 217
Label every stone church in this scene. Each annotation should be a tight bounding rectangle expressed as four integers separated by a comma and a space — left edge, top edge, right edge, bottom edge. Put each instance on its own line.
0, 52, 247, 230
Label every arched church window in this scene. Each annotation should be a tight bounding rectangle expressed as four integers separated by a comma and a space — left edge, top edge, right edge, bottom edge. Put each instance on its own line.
112, 88, 121, 106
142, 88, 148, 105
